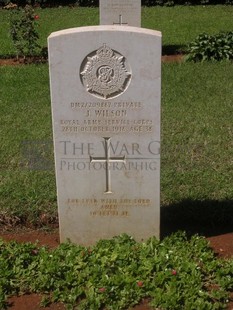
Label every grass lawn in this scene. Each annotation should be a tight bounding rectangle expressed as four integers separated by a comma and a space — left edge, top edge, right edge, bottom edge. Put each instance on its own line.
162, 62, 233, 204
0, 6, 233, 56
0, 61, 232, 227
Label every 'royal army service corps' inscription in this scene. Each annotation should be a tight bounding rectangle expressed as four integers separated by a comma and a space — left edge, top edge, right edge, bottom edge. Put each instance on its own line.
80, 44, 131, 99
48, 26, 161, 245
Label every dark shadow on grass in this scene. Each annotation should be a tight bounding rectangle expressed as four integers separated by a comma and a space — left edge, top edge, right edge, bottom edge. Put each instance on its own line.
162, 45, 185, 55
161, 199, 233, 238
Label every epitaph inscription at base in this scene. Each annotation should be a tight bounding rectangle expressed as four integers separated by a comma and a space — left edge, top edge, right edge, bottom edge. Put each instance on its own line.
48, 26, 161, 245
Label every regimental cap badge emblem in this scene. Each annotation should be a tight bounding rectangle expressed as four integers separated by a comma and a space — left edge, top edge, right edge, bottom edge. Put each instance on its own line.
80, 44, 131, 99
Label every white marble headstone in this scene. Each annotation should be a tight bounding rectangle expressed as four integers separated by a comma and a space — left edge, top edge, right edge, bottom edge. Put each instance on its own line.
48, 26, 161, 245
100, 0, 141, 27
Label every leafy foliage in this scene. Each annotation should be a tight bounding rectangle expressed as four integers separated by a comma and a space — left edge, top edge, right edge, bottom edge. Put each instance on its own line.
186, 32, 233, 62
9, 5, 41, 59
0, 233, 232, 309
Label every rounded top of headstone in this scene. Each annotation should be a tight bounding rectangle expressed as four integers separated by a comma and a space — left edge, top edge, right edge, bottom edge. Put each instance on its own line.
48, 26, 162, 40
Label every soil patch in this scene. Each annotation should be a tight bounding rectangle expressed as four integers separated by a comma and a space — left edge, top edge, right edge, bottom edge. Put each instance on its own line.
8, 294, 66, 310
1, 229, 233, 257
0, 55, 184, 67
162, 54, 184, 63
1, 229, 60, 249
0, 56, 47, 66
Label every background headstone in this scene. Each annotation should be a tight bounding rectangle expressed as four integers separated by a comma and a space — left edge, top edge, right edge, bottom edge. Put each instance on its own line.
100, 0, 141, 27
48, 26, 161, 245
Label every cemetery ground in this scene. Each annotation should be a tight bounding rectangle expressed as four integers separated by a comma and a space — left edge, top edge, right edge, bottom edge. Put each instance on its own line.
0, 62, 233, 309
0, 5, 233, 310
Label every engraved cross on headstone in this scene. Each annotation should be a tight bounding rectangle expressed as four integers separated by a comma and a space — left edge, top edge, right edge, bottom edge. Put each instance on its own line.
113, 14, 128, 26
90, 137, 126, 194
